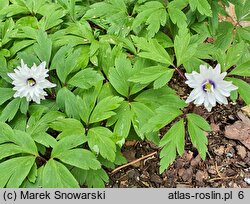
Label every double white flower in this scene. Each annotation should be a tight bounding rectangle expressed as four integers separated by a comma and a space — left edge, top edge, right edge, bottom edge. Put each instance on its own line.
8, 60, 56, 104
185, 64, 238, 112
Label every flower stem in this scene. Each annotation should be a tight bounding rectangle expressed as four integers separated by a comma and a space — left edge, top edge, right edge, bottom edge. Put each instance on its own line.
174, 65, 186, 80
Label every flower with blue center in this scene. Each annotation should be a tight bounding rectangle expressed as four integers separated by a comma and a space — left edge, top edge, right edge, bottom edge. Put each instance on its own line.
185, 64, 238, 112
8, 60, 56, 104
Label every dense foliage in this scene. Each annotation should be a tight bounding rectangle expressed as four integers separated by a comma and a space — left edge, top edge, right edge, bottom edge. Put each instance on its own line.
0, 0, 250, 187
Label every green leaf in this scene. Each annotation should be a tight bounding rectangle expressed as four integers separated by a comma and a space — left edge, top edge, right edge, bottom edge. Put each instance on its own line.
53, 45, 80, 83
107, 101, 132, 139
189, 0, 212, 16
68, 68, 104, 89
0, 122, 14, 144
76, 84, 102, 124
39, 6, 65, 30
228, 60, 250, 76
33, 133, 57, 148
72, 168, 109, 188
21, 166, 43, 188
159, 119, 185, 173
55, 149, 101, 170
50, 118, 85, 139
153, 69, 174, 89
51, 134, 87, 157
89, 96, 123, 123
186, 113, 211, 131
132, 1, 167, 38
27, 110, 64, 136
0, 156, 35, 188
0, 143, 25, 160
174, 27, 198, 66
9, 130, 38, 155
87, 127, 116, 162
228, 77, 250, 104
131, 102, 154, 139
0, 98, 21, 122
129, 66, 169, 84
187, 114, 208, 160
0, 0, 8, 11
27, 163, 37, 183
214, 22, 234, 52
33, 30, 52, 64
168, 6, 187, 27
109, 55, 133, 97
142, 105, 182, 133
10, 40, 35, 56
20, 98, 29, 114
0, 88, 14, 105
56, 87, 79, 119
135, 87, 186, 109
132, 36, 172, 65
42, 159, 79, 188
223, 41, 245, 71
84, 0, 129, 37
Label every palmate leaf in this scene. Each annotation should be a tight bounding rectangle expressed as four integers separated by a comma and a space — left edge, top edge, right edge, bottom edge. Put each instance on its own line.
216, 41, 245, 72
0, 98, 21, 122
98, 147, 127, 169
174, 27, 198, 67
51, 134, 100, 170
72, 167, 109, 188
56, 87, 79, 119
0, 124, 37, 187
51, 134, 87, 157
49, 118, 85, 139
134, 86, 187, 110
0, 88, 14, 105
0, 156, 36, 188
129, 65, 174, 87
9, 39, 36, 57
228, 60, 250, 77
167, 0, 188, 27
52, 45, 85, 83
55, 149, 101, 170
42, 160, 79, 188
87, 127, 116, 162
89, 96, 123, 123
109, 54, 133, 97
26, 110, 65, 138
159, 119, 185, 173
132, 36, 172, 65
109, 55, 146, 98
84, 0, 131, 37
132, 1, 167, 38
33, 30, 52, 64
75, 84, 102, 124
141, 105, 182, 133
189, 0, 212, 16
130, 102, 155, 140
187, 113, 210, 160
0, 122, 38, 159
38, 3, 65, 30
68, 68, 104, 89
107, 101, 132, 139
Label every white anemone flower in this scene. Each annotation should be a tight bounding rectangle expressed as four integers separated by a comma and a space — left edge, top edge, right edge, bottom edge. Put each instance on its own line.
8, 60, 56, 104
185, 64, 238, 112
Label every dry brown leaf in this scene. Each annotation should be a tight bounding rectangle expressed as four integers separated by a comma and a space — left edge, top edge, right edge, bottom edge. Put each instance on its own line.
225, 112, 250, 150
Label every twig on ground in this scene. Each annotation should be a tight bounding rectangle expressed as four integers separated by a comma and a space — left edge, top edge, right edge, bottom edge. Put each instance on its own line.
208, 175, 238, 182
111, 151, 158, 174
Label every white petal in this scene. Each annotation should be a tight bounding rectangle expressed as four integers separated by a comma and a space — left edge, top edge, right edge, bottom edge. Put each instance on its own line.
7, 59, 56, 104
